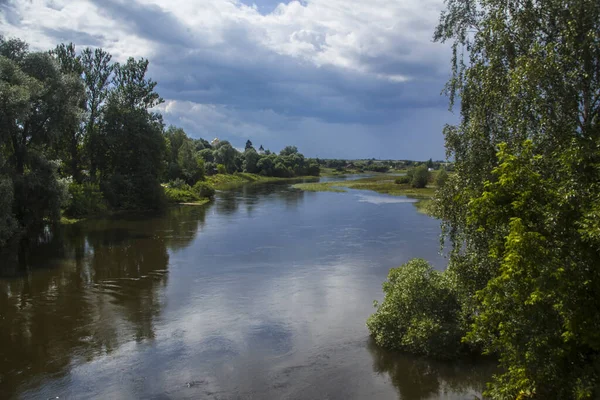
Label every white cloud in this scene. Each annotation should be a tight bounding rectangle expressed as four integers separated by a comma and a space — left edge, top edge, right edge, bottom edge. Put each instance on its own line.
0, 0, 453, 159
1, 0, 447, 80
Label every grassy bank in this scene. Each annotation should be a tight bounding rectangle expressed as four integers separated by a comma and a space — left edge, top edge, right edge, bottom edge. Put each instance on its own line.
292, 183, 346, 192
292, 175, 438, 216
207, 172, 317, 190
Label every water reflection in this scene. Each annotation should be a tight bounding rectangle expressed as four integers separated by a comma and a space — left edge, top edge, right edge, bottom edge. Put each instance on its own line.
0, 179, 491, 399
0, 204, 212, 398
368, 340, 494, 400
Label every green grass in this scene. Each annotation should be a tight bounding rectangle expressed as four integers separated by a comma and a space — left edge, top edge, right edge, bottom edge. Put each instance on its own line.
206, 173, 313, 190
292, 174, 439, 217
413, 199, 435, 215
292, 183, 346, 192
60, 215, 83, 224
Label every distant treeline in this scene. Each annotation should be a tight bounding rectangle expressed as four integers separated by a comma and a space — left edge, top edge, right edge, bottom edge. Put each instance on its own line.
0, 36, 317, 247
318, 158, 452, 173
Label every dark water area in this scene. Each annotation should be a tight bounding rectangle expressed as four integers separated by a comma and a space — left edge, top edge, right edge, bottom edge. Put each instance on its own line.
0, 177, 493, 399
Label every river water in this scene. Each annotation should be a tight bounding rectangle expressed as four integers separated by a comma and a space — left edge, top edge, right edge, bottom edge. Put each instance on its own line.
0, 177, 492, 399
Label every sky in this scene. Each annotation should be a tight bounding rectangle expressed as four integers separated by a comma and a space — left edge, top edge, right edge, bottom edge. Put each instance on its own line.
0, 0, 456, 160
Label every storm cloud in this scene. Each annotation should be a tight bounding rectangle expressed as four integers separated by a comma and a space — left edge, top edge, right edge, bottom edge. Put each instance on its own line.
0, 0, 455, 159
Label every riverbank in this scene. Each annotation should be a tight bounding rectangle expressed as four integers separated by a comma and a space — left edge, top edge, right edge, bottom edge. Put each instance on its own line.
293, 175, 437, 216
207, 172, 319, 190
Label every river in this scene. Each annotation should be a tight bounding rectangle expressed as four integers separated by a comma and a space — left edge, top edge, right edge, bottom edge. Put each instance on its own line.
0, 176, 492, 399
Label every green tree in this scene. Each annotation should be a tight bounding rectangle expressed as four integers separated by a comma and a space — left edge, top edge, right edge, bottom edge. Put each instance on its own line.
0, 37, 83, 232
243, 148, 260, 173
214, 141, 238, 173
367, 259, 463, 359
177, 140, 204, 184
411, 165, 429, 188
51, 43, 85, 182
80, 47, 114, 181
435, 169, 448, 187
100, 57, 166, 210
280, 145, 298, 156
432, 0, 600, 397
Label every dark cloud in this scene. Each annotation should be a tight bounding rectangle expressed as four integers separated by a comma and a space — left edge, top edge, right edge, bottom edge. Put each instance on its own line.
88, 0, 195, 47
1, 0, 452, 159
42, 27, 105, 47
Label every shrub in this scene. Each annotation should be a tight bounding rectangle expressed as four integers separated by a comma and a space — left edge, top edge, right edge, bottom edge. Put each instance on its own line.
167, 179, 188, 189
394, 175, 411, 185
164, 187, 199, 203
411, 165, 430, 188
435, 169, 448, 187
367, 259, 464, 359
193, 181, 216, 198
216, 164, 227, 174
64, 182, 108, 218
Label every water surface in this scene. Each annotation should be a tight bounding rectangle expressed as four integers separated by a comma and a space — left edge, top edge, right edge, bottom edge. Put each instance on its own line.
0, 178, 492, 399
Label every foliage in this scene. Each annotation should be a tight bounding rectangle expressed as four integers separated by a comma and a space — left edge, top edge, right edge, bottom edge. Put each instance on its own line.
164, 186, 199, 203
0, 173, 17, 246
243, 148, 260, 173
435, 169, 448, 187
64, 182, 107, 218
394, 175, 411, 184
431, 0, 600, 397
216, 164, 227, 174
367, 259, 464, 359
411, 165, 429, 188
0, 37, 83, 235
192, 181, 215, 199
100, 58, 166, 210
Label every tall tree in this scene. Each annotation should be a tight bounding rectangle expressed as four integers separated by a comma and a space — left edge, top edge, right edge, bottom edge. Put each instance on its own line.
0, 37, 83, 232
101, 57, 165, 209
81, 47, 113, 181
434, 0, 600, 397
51, 43, 85, 182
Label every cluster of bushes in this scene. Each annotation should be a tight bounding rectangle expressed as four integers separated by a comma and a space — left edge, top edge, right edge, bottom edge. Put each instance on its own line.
367, 259, 465, 359
164, 179, 215, 204
64, 182, 108, 218
394, 167, 449, 188
320, 158, 449, 173
198, 142, 320, 178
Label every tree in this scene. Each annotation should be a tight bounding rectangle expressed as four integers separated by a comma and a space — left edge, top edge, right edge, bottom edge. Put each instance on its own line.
280, 145, 298, 156
243, 148, 260, 173
214, 141, 238, 173
411, 165, 429, 188
80, 47, 114, 181
245, 139, 253, 151
367, 259, 463, 359
51, 43, 85, 182
426, 158, 433, 169
433, 0, 600, 397
100, 57, 166, 210
0, 38, 83, 231
177, 140, 204, 184
435, 169, 448, 187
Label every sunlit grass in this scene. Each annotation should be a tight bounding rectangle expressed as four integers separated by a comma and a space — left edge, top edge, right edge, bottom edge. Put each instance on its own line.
292, 183, 346, 192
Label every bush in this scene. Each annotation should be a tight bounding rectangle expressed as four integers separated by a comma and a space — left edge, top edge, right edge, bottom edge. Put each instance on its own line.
394, 175, 411, 185
435, 169, 448, 187
367, 259, 464, 359
164, 186, 199, 203
411, 165, 430, 188
65, 182, 108, 218
193, 181, 215, 198
216, 164, 227, 174
167, 179, 188, 189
